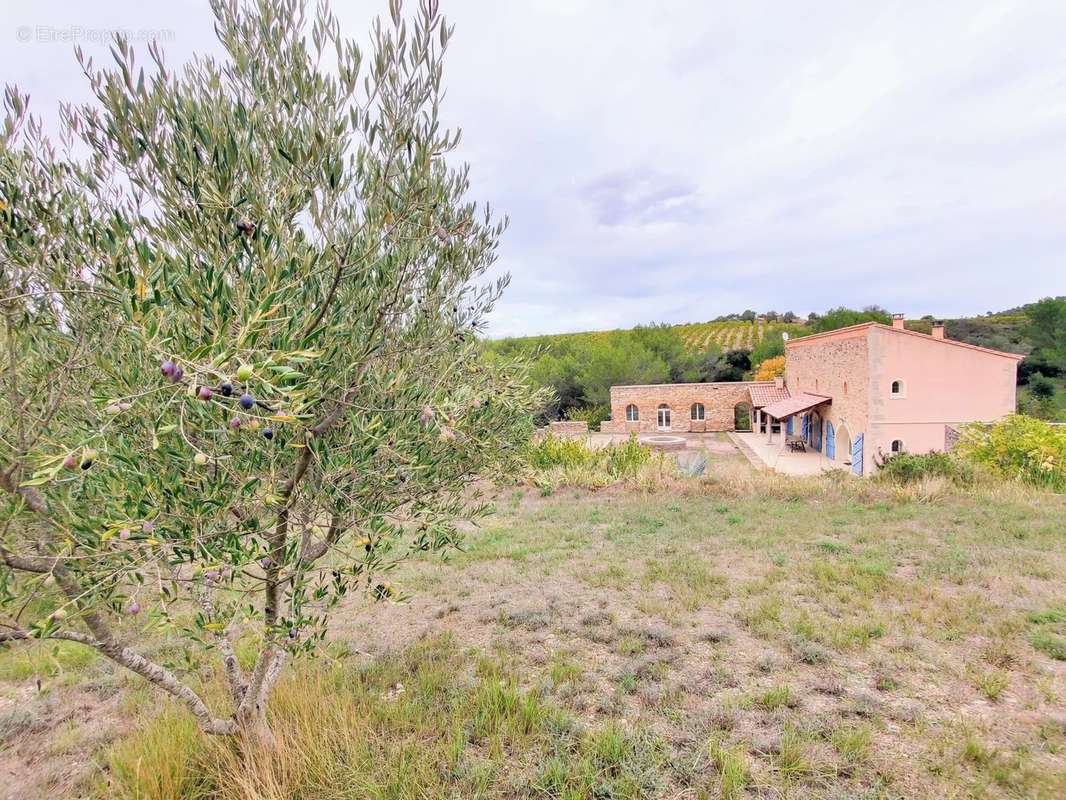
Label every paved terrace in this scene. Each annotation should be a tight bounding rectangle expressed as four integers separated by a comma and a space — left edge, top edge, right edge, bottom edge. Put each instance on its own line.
730, 431, 849, 476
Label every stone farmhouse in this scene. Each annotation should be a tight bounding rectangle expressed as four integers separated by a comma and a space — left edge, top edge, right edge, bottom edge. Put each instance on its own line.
600, 315, 1023, 475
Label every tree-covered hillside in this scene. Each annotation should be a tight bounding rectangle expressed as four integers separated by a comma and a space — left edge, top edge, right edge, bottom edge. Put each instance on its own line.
488, 299, 1066, 422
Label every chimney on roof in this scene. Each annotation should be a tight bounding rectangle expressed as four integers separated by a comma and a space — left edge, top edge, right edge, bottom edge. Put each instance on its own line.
931, 321, 945, 340
891, 313, 905, 329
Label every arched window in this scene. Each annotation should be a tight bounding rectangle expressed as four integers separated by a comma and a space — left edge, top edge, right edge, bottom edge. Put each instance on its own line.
843, 381, 849, 396
625, 404, 639, 422
891, 379, 905, 396
890, 439, 905, 454
690, 402, 705, 421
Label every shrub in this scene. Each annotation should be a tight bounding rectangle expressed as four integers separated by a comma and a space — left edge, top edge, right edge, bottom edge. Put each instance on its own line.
753, 355, 785, 381
525, 434, 657, 489
565, 404, 610, 426
875, 452, 972, 485
956, 415, 1066, 490
527, 433, 650, 475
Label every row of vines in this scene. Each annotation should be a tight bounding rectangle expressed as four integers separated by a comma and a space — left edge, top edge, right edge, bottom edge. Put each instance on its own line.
674, 321, 807, 352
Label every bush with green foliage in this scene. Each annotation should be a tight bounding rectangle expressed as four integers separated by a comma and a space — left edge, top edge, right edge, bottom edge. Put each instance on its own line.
564, 404, 610, 427
1025, 297, 1066, 374
0, 0, 541, 743
956, 416, 1066, 490
525, 433, 653, 488
749, 330, 785, 369
809, 306, 891, 333
1029, 375, 1056, 401
875, 452, 972, 485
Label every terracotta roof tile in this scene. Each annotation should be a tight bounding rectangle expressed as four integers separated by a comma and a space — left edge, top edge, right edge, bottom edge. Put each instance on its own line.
761, 392, 832, 420
748, 383, 790, 408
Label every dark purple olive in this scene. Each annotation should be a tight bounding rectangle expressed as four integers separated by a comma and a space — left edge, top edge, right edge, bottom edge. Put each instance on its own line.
160, 360, 175, 377
80, 448, 97, 470
220, 382, 233, 397
170, 366, 184, 383
262, 427, 273, 440
236, 220, 255, 235
238, 393, 254, 410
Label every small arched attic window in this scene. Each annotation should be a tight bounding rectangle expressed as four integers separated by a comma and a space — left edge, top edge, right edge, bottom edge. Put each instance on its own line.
625, 404, 639, 421
891, 379, 905, 397
890, 439, 905, 454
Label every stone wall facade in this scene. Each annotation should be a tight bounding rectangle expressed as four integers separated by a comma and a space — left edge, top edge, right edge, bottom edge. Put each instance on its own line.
784, 328, 870, 469
548, 420, 589, 436
600, 382, 766, 433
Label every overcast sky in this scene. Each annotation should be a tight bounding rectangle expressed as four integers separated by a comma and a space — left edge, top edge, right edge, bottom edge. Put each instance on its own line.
4, 1, 1065, 336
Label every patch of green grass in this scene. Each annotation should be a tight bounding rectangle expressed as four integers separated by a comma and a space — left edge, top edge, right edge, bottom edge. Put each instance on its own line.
815, 539, 849, 555
0, 640, 97, 682
708, 738, 750, 799
755, 684, 795, 711
98, 635, 666, 800
972, 669, 1009, 701
586, 563, 629, 588
830, 723, 872, 768
1030, 629, 1066, 660
548, 652, 582, 686
642, 555, 726, 610
772, 725, 816, 783
1027, 606, 1066, 625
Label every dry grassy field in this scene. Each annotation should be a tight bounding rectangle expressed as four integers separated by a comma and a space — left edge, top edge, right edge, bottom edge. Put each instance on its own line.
2, 442, 1065, 799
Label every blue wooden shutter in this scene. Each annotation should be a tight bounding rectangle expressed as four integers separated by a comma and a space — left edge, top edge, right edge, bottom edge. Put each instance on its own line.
801, 414, 809, 438
851, 434, 863, 476
786, 416, 793, 435
826, 422, 835, 459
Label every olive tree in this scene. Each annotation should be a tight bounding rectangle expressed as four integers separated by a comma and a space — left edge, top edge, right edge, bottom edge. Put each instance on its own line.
0, 0, 540, 744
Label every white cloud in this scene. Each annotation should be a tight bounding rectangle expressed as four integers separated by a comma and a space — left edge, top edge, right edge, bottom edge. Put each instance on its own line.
4, 0, 1064, 337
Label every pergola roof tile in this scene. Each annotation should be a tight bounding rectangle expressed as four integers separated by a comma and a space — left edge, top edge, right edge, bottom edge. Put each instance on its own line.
760, 392, 831, 420
748, 384, 790, 408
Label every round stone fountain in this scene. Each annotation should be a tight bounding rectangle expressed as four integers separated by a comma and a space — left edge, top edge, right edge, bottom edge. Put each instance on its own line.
639, 434, 687, 452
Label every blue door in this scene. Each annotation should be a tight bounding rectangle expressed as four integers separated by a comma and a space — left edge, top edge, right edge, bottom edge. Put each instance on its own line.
826, 422, 835, 460
851, 434, 863, 476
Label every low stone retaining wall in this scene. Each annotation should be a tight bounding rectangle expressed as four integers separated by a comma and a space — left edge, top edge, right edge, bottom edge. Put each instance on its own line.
548, 420, 589, 437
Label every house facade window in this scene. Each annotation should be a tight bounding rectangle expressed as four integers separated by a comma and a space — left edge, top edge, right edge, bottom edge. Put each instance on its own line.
891, 379, 905, 397
690, 402, 705, 421
625, 404, 639, 422
843, 381, 848, 395
890, 439, 905, 454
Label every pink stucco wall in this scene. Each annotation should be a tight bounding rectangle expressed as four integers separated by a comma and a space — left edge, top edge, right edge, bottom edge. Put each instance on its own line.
866, 325, 1020, 464
783, 322, 1021, 473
